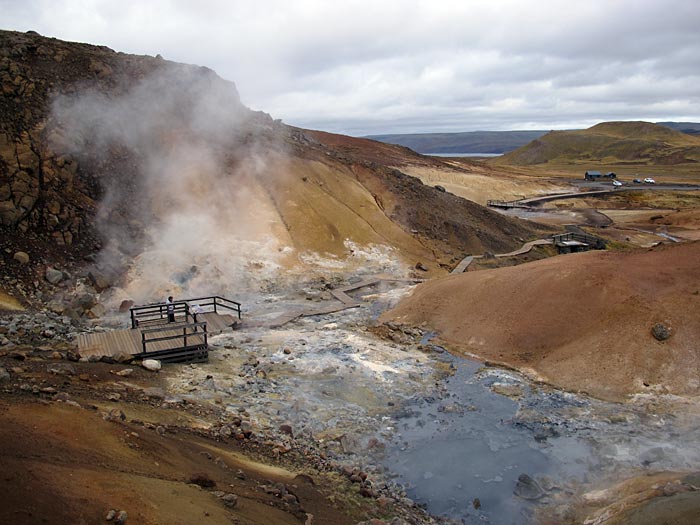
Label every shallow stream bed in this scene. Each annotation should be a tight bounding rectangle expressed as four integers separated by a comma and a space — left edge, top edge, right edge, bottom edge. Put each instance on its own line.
166, 281, 700, 524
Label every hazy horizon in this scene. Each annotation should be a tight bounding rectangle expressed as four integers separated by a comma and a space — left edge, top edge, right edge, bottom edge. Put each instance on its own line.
3, 0, 699, 136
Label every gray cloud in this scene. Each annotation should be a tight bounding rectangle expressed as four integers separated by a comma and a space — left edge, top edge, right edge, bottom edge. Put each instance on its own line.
2, 0, 700, 134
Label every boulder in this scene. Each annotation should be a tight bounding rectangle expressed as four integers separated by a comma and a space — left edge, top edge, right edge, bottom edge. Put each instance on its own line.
0, 200, 23, 226
142, 359, 161, 372
514, 473, 545, 500
414, 262, 428, 272
652, 323, 671, 341
0, 367, 10, 382
47, 300, 66, 314
119, 299, 134, 313
220, 493, 238, 508
13, 251, 29, 264
73, 293, 97, 311
45, 267, 64, 284
189, 472, 216, 488
87, 303, 106, 319
88, 270, 115, 292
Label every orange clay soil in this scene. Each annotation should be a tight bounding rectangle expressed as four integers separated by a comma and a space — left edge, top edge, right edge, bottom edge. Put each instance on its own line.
382, 241, 700, 402
0, 399, 367, 525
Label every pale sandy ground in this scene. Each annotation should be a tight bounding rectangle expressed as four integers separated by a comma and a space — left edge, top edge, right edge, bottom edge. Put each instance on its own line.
394, 165, 571, 205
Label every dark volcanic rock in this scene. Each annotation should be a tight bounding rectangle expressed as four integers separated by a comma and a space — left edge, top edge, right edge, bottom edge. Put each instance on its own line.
513, 473, 544, 500
651, 323, 671, 341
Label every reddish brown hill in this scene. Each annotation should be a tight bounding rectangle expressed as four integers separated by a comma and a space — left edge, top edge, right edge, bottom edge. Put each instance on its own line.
0, 29, 551, 305
382, 241, 700, 401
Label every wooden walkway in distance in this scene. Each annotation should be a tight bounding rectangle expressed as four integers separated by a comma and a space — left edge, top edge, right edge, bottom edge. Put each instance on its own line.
451, 239, 553, 274
263, 277, 425, 328
77, 311, 236, 359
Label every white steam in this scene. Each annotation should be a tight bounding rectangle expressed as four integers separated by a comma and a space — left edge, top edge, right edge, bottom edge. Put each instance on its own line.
50, 63, 292, 304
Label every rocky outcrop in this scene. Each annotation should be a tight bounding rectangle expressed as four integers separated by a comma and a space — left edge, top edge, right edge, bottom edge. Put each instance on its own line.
0, 33, 98, 247
0, 29, 261, 261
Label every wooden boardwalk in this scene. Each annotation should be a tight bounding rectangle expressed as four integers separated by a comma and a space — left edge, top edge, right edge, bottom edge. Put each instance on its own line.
451, 239, 553, 274
77, 311, 236, 359
263, 277, 425, 328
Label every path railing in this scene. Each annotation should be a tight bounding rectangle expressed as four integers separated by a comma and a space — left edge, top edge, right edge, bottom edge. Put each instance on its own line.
129, 301, 190, 329
129, 295, 241, 329
552, 232, 606, 249
486, 199, 530, 209
138, 321, 208, 360
184, 295, 242, 319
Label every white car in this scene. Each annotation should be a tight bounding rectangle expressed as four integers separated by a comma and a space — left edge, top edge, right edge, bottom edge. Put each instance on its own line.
612, 180, 623, 187
644, 177, 656, 184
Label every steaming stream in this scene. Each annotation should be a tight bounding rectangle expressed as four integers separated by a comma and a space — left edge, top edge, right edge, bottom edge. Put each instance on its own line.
164, 281, 700, 524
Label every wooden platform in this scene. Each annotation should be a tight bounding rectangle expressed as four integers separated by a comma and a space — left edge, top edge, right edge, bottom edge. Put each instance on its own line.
77, 311, 236, 359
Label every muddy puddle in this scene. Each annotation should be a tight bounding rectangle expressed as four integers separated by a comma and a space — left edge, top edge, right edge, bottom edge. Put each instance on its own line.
164, 281, 700, 524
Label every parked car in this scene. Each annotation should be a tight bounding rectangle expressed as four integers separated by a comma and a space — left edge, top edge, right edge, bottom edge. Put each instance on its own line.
644, 177, 656, 184
633, 178, 642, 183
612, 180, 623, 187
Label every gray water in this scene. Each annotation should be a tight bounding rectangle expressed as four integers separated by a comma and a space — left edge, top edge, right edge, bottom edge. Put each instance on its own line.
382, 358, 590, 523
380, 353, 700, 524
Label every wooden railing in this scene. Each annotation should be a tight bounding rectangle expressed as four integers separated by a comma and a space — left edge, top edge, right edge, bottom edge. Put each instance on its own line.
184, 295, 242, 319
139, 321, 208, 357
486, 199, 530, 209
129, 295, 241, 329
551, 232, 606, 249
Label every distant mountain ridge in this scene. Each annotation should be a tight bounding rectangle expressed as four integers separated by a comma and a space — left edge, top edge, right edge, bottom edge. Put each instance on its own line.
366, 122, 700, 155
658, 122, 700, 136
494, 121, 700, 166
365, 130, 548, 154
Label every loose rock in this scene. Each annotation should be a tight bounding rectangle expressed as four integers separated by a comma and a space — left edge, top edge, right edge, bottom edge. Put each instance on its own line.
189, 472, 216, 488
220, 493, 238, 508
514, 473, 544, 500
13, 251, 29, 264
142, 359, 161, 372
651, 323, 671, 341
45, 267, 64, 284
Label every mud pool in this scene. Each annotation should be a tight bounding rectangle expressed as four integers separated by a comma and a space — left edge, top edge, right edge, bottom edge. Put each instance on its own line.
165, 281, 700, 524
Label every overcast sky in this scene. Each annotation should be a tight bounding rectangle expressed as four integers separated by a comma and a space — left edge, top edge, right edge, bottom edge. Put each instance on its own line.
3, 0, 699, 135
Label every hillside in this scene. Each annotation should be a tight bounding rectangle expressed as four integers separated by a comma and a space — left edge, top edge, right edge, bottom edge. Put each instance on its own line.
0, 29, 551, 307
382, 241, 700, 401
495, 121, 700, 166
365, 130, 547, 154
